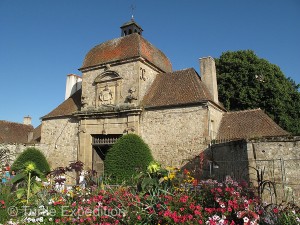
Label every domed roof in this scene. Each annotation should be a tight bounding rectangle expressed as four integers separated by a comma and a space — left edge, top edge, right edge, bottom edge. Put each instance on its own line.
80, 33, 172, 72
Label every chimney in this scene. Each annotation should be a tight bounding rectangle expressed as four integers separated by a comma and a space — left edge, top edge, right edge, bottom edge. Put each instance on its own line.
200, 56, 219, 104
23, 116, 32, 125
65, 74, 82, 100
27, 131, 33, 142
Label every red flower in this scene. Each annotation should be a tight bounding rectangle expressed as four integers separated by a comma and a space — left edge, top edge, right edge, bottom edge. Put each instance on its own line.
273, 208, 279, 214
179, 195, 188, 203
193, 179, 199, 186
184, 169, 189, 175
194, 210, 201, 215
190, 203, 195, 210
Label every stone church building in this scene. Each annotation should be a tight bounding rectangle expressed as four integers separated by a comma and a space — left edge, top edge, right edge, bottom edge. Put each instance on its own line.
2, 19, 300, 202
35, 19, 291, 176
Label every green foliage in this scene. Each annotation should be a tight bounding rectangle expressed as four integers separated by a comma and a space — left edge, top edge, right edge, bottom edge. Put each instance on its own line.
0, 185, 15, 223
11, 161, 43, 204
105, 134, 154, 184
12, 147, 50, 174
135, 161, 172, 195
215, 50, 300, 135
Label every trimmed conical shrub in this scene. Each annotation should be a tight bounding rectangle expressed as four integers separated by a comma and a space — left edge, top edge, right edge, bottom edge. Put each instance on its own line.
105, 134, 154, 184
11, 147, 50, 174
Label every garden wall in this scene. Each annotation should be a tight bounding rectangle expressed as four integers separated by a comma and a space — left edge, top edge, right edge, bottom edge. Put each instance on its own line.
0, 143, 28, 166
210, 136, 300, 204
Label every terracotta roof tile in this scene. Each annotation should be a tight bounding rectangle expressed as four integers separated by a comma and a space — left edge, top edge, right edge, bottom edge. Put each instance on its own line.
142, 68, 215, 108
80, 33, 172, 73
217, 109, 289, 140
0, 120, 34, 144
42, 89, 81, 119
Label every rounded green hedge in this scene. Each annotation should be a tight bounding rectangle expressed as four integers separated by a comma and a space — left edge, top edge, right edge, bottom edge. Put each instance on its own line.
105, 134, 154, 183
11, 147, 50, 174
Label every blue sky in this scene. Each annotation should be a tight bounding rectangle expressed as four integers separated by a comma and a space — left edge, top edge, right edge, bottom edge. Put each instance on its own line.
1, 0, 299, 128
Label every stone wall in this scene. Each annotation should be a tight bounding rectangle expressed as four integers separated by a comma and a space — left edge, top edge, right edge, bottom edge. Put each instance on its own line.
40, 118, 78, 169
0, 143, 28, 166
247, 137, 300, 203
210, 137, 300, 204
209, 140, 249, 181
140, 105, 210, 167
207, 103, 223, 140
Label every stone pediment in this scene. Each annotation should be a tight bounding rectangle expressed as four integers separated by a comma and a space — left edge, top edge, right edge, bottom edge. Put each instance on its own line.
94, 70, 122, 83
93, 70, 123, 107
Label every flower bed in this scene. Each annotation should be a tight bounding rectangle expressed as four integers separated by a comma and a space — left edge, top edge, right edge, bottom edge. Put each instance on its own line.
0, 161, 299, 225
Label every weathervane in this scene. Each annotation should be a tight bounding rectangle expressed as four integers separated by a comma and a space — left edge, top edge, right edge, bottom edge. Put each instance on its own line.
131, 4, 136, 20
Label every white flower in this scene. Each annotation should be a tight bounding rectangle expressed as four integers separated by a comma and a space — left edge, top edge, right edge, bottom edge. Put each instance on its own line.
243, 217, 249, 223
37, 217, 43, 222
28, 210, 36, 216
219, 219, 225, 224
212, 214, 220, 221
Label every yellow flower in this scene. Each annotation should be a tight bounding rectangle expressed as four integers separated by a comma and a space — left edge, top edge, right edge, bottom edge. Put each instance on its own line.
25, 162, 36, 173
147, 161, 161, 173
169, 173, 175, 180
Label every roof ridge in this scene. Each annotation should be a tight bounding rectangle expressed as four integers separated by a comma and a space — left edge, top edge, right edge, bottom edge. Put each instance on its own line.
225, 108, 262, 114
171, 68, 195, 73
0, 120, 32, 127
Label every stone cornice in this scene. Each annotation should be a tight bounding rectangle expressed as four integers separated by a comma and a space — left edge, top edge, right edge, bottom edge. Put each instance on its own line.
73, 106, 142, 119
79, 56, 165, 74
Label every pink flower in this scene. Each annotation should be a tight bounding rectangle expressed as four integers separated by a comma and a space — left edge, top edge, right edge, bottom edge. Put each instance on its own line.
180, 195, 188, 203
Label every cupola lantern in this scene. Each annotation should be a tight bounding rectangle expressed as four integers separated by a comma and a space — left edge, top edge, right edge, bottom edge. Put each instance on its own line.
120, 19, 143, 37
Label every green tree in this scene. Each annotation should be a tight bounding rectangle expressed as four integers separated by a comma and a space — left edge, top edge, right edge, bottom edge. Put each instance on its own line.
105, 134, 154, 184
12, 147, 50, 174
215, 50, 300, 135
